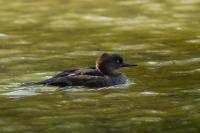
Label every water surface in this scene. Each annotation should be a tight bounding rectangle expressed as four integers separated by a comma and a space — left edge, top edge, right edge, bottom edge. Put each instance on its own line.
0, 0, 200, 133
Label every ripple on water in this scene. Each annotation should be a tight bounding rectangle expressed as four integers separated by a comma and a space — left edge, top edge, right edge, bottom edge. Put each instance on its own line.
140, 109, 166, 115
181, 88, 200, 94
0, 84, 59, 98
92, 8, 108, 13
130, 117, 162, 122
140, 91, 160, 96
102, 43, 154, 51
1, 90, 38, 97
175, 58, 200, 65
0, 56, 34, 64
13, 18, 38, 25
112, 44, 151, 51
173, 68, 200, 74
80, 14, 162, 30
181, 105, 195, 111
14, 40, 31, 45
113, 16, 164, 31
64, 81, 134, 92
145, 57, 200, 66
48, 20, 76, 29
186, 39, 200, 44
145, 49, 173, 55
67, 51, 101, 56
0, 49, 21, 57
72, 98, 98, 103
118, 1, 139, 5
82, 15, 113, 22
0, 33, 8, 39
104, 90, 162, 99
147, 61, 158, 65
118, 0, 149, 5
176, 27, 183, 31
104, 93, 130, 98
173, 3, 199, 11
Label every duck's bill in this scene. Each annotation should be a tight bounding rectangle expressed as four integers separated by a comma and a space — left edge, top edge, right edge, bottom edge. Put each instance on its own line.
121, 63, 137, 67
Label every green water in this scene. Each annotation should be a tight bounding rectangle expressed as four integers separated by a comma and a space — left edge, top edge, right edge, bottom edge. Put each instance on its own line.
0, 0, 200, 132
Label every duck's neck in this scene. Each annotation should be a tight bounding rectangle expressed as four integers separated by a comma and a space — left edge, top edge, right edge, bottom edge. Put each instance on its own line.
96, 67, 120, 76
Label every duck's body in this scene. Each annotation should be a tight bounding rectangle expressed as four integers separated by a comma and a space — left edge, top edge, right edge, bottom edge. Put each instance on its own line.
25, 53, 137, 88
30, 67, 127, 88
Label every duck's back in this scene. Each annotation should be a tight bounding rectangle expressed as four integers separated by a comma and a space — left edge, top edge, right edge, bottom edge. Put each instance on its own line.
26, 67, 127, 88
26, 67, 106, 87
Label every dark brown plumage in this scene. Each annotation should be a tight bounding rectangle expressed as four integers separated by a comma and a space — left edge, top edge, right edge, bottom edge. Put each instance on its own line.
25, 53, 137, 88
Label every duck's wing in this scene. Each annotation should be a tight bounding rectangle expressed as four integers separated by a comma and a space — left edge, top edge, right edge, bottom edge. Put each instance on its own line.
24, 67, 105, 87
52, 66, 104, 77
42, 67, 105, 86
53, 68, 79, 78
75, 68, 104, 76
44, 75, 110, 87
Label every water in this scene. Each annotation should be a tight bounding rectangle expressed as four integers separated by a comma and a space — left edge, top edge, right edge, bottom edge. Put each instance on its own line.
0, 0, 200, 132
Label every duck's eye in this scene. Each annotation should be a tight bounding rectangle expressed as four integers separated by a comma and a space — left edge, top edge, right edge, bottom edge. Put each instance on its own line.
116, 60, 121, 64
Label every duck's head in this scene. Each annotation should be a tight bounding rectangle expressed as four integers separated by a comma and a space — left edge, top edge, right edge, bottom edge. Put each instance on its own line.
96, 53, 137, 75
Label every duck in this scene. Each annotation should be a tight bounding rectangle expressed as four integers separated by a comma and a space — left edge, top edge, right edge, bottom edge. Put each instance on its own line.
25, 53, 137, 88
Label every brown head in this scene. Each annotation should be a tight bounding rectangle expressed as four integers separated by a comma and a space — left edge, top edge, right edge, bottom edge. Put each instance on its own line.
96, 53, 137, 75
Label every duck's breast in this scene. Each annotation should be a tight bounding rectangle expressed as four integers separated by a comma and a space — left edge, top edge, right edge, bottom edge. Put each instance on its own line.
108, 74, 128, 86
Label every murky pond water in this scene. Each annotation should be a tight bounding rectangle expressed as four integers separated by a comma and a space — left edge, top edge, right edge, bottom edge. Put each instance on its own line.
0, 0, 200, 132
